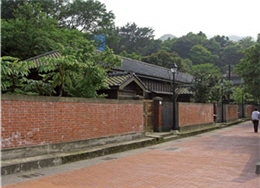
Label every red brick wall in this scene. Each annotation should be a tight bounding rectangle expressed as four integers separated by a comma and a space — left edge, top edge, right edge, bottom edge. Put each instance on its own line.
178, 102, 214, 126
225, 105, 238, 122
245, 105, 256, 117
1, 95, 143, 149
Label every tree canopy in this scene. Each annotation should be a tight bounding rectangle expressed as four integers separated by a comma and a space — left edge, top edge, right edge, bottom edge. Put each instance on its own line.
142, 50, 187, 72
2, 0, 259, 101
236, 34, 260, 103
188, 45, 212, 65
1, 56, 35, 94
188, 63, 222, 103
106, 22, 160, 56
37, 41, 121, 97
1, 0, 122, 98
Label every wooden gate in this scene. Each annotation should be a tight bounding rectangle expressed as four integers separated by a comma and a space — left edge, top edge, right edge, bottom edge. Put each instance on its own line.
162, 101, 173, 131
143, 100, 154, 132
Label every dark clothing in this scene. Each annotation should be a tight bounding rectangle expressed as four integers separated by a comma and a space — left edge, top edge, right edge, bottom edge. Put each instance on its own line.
251, 109, 259, 132
252, 120, 259, 132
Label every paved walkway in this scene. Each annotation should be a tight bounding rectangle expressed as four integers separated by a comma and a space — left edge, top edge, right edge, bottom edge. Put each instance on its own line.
2, 121, 260, 188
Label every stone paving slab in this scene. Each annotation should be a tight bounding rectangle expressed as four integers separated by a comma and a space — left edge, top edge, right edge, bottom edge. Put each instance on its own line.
2, 121, 260, 188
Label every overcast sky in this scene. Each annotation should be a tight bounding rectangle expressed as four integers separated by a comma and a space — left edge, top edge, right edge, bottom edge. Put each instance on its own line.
99, 0, 259, 39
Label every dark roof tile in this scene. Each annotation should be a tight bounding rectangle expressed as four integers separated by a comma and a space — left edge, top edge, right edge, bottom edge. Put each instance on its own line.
26, 51, 193, 84
26, 51, 61, 68
106, 72, 147, 90
115, 57, 193, 83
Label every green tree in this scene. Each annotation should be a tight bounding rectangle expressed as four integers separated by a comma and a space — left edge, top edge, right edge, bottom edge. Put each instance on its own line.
236, 34, 260, 103
1, 2, 90, 60
231, 86, 249, 104
59, 0, 115, 33
111, 22, 159, 56
1, 2, 58, 59
142, 50, 187, 72
38, 40, 122, 97
211, 35, 232, 69
102, 26, 121, 53
1, 0, 21, 20
188, 44, 212, 65
183, 58, 193, 71
2, 0, 113, 34
203, 37, 221, 55
160, 37, 178, 52
221, 43, 243, 68
171, 32, 207, 58
238, 37, 256, 49
119, 51, 142, 61
1, 0, 68, 20
189, 63, 222, 103
1, 56, 35, 93
208, 79, 233, 103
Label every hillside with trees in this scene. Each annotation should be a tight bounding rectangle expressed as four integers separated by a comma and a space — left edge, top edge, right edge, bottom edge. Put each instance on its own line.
1, 0, 259, 103
158, 34, 176, 41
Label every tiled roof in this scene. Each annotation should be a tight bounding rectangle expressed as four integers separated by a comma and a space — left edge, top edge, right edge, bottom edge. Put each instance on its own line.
26, 51, 61, 68
106, 72, 147, 91
176, 87, 193, 95
106, 73, 132, 87
26, 51, 193, 85
115, 57, 193, 84
151, 87, 193, 95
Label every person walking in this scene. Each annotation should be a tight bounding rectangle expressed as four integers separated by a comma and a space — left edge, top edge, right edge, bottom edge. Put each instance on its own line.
251, 108, 260, 132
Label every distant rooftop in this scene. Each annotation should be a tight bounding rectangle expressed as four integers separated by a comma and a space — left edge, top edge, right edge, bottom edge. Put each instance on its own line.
115, 57, 193, 84
26, 51, 193, 84
26, 51, 60, 68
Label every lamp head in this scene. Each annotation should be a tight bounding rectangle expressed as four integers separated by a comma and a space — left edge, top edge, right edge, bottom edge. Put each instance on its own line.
170, 63, 178, 73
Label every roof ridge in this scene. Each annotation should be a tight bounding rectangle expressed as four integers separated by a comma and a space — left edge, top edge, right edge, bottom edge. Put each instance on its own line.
120, 56, 171, 72
108, 72, 130, 77
26, 51, 59, 61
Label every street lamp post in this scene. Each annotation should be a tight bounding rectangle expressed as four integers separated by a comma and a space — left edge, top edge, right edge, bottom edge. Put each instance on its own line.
221, 79, 224, 122
171, 63, 179, 130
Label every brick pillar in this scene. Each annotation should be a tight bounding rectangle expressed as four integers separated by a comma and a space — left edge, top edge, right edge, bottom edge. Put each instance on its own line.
153, 97, 163, 132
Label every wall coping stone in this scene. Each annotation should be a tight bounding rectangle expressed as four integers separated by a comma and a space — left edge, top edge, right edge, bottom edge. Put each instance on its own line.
1, 94, 143, 104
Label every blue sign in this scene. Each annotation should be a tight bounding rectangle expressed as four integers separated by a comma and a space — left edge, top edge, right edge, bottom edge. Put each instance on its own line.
94, 34, 106, 51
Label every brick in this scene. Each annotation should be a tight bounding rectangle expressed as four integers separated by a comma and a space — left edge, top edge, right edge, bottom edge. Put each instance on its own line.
1, 97, 143, 149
